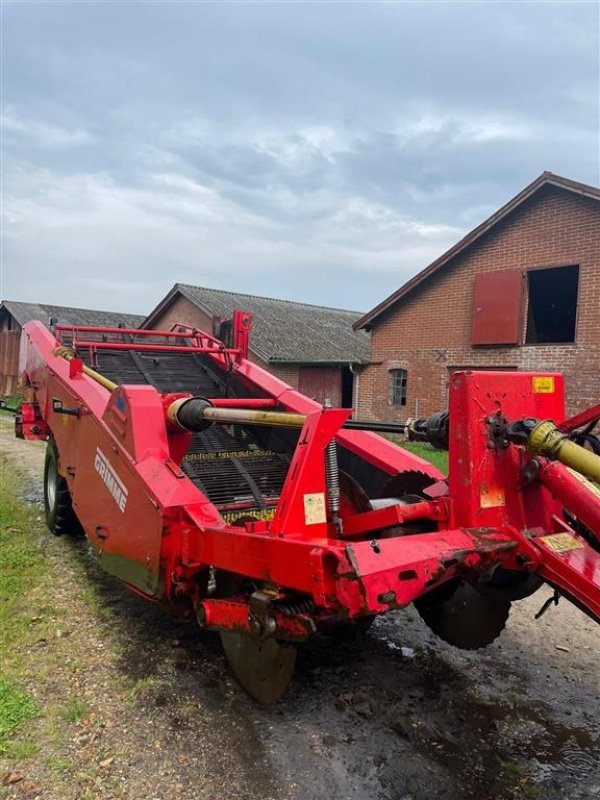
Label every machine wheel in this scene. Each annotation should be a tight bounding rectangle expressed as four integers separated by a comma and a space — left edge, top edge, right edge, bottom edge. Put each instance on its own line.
44, 440, 81, 537
415, 579, 510, 650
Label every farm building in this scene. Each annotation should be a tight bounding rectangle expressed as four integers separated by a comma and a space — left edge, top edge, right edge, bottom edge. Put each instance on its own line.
354, 171, 600, 419
0, 301, 144, 396
142, 284, 370, 407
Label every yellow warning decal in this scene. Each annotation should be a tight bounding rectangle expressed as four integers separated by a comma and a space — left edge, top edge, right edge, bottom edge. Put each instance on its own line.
532, 376, 555, 393
539, 533, 584, 553
304, 492, 327, 525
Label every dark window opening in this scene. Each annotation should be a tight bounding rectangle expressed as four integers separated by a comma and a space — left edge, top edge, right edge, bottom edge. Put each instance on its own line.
341, 366, 354, 408
526, 265, 578, 344
389, 369, 408, 406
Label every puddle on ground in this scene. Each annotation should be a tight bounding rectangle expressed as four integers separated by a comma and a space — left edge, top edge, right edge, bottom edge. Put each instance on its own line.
392, 648, 600, 799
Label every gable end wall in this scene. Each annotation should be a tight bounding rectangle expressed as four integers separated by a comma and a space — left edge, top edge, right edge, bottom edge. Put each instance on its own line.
360, 187, 600, 419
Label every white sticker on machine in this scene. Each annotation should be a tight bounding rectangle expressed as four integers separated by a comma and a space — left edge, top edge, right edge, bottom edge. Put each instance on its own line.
303, 492, 327, 525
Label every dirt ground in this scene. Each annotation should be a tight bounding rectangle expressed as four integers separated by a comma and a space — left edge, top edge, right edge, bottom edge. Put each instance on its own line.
1, 418, 599, 800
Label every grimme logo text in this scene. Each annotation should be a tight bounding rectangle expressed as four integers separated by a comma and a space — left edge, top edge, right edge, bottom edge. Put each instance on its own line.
94, 448, 129, 512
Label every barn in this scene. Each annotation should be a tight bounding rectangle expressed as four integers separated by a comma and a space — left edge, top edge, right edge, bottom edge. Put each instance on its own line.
142, 284, 370, 407
0, 301, 144, 396
354, 171, 600, 419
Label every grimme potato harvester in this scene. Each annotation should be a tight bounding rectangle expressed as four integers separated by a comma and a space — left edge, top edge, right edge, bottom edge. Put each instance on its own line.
10, 313, 600, 702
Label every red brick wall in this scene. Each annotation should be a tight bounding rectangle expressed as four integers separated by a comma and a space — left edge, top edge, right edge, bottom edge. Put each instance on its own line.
146, 295, 303, 388
359, 187, 600, 419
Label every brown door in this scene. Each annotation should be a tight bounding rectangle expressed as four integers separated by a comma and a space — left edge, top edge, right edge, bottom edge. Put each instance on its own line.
298, 366, 342, 406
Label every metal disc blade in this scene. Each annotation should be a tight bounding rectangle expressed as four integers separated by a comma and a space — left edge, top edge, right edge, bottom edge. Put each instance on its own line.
415, 580, 510, 650
220, 632, 297, 704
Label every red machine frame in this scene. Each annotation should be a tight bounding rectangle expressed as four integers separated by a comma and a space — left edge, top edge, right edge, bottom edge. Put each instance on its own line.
15, 318, 600, 649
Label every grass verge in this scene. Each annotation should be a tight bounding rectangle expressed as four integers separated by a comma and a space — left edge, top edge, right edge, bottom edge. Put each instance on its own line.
389, 438, 449, 474
0, 395, 22, 417
0, 459, 44, 754
0, 455, 125, 794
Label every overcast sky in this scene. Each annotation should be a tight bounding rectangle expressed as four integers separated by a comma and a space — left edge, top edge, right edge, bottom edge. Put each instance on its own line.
1, 1, 598, 316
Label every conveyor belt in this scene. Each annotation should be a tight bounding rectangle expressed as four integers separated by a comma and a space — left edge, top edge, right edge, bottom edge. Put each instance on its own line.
78, 347, 229, 397
182, 426, 290, 523
72, 340, 290, 522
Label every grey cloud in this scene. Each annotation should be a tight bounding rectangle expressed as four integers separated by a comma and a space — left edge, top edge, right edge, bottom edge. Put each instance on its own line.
1, 1, 598, 314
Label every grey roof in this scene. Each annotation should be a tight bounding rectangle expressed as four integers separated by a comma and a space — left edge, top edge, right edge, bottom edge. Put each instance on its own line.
0, 300, 144, 329
143, 284, 371, 364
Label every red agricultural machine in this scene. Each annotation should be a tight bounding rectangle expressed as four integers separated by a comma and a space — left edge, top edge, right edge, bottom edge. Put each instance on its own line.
8, 314, 600, 702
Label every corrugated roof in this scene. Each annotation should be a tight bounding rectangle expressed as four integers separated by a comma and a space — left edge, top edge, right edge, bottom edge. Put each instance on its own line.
0, 300, 144, 329
142, 285, 371, 364
354, 171, 600, 331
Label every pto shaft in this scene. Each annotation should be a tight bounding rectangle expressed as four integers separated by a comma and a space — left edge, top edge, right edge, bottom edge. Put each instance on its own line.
167, 397, 306, 431
528, 420, 600, 484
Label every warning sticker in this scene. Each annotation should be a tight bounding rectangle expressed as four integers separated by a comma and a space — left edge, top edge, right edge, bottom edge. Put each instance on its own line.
480, 484, 506, 508
532, 376, 555, 394
566, 468, 600, 499
539, 533, 584, 553
303, 492, 327, 525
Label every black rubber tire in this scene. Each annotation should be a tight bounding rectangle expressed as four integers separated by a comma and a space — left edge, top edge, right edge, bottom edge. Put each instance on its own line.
43, 440, 81, 537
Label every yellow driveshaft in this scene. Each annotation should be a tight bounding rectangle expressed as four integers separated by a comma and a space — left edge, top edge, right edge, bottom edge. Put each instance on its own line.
528, 420, 600, 485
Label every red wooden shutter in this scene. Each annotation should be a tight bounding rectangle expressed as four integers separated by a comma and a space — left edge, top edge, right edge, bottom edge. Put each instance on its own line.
471, 270, 523, 346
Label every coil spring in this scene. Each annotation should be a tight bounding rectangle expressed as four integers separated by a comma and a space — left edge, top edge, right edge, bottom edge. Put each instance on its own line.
323, 399, 341, 515
325, 440, 341, 513
277, 597, 316, 616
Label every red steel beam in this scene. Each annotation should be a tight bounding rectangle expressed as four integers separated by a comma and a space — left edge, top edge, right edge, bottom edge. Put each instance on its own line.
55, 325, 204, 339
557, 402, 600, 433
72, 341, 240, 354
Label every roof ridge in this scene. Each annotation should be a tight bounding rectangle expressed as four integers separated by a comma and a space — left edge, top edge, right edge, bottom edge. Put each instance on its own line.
177, 283, 365, 316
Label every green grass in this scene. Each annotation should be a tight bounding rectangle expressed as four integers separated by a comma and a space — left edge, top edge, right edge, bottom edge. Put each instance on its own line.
0, 463, 44, 616
0, 454, 137, 797
0, 459, 45, 751
389, 438, 449, 474
0, 395, 22, 416
62, 697, 90, 724
0, 680, 39, 754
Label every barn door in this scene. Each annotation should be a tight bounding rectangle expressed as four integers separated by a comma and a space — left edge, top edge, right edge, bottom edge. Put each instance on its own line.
298, 367, 342, 406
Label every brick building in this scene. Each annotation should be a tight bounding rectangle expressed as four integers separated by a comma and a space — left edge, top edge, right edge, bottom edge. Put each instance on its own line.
0, 301, 144, 396
354, 172, 600, 420
142, 284, 370, 407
